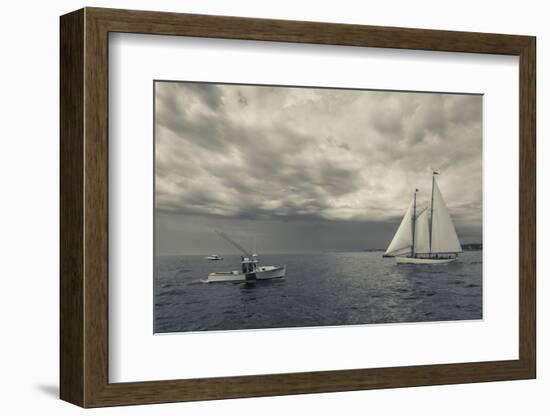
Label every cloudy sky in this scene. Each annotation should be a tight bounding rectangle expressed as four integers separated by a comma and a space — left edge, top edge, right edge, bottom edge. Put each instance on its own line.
154, 81, 482, 256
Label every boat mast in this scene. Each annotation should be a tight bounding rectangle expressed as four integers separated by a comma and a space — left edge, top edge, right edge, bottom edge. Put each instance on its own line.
411, 189, 417, 257
215, 231, 253, 258
429, 171, 438, 254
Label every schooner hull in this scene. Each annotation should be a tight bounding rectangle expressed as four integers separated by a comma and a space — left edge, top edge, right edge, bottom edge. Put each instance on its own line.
395, 256, 457, 265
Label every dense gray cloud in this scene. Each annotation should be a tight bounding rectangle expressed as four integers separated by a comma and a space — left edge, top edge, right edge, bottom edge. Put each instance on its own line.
154, 81, 482, 254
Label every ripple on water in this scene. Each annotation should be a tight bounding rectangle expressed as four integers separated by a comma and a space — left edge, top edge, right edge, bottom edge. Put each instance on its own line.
162, 288, 186, 297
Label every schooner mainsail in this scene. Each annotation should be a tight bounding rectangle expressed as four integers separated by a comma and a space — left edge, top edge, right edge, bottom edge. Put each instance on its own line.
384, 172, 462, 264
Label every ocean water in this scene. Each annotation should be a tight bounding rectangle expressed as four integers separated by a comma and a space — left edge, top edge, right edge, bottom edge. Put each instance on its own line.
154, 251, 482, 333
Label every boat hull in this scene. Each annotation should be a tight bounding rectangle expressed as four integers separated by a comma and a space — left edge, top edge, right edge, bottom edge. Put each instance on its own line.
205, 265, 286, 283
395, 256, 457, 265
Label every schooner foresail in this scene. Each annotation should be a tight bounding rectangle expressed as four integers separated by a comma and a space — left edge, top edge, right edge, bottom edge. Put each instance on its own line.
384, 172, 462, 264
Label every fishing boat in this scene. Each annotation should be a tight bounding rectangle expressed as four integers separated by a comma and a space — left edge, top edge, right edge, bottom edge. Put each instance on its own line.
204, 254, 224, 261
384, 172, 462, 264
204, 232, 286, 283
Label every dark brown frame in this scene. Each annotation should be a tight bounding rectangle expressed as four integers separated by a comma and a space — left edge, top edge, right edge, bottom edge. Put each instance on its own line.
60, 7, 536, 408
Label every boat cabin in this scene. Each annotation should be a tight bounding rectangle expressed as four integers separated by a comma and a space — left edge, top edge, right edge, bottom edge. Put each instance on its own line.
241, 256, 258, 274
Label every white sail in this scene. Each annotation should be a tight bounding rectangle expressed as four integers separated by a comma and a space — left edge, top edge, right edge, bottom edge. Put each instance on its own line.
384, 200, 413, 257
430, 180, 462, 253
414, 209, 430, 254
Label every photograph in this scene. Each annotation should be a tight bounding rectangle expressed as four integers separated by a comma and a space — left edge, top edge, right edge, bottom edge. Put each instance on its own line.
153, 80, 483, 333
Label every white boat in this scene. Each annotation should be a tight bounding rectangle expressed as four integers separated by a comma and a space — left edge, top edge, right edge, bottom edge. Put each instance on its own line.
204, 254, 224, 260
384, 172, 462, 265
206, 258, 286, 283
204, 232, 286, 283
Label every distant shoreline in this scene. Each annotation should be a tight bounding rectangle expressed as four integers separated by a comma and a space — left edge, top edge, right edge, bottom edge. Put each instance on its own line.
156, 246, 483, 258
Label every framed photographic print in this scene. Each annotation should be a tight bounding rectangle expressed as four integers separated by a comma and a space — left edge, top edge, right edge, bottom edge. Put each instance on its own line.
60, 7, 536, 408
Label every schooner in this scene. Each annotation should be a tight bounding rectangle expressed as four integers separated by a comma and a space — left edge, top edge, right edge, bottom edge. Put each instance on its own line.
384, 172, 462, 264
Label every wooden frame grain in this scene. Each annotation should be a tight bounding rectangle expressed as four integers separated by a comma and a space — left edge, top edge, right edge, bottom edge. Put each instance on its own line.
60, 7, 536, 408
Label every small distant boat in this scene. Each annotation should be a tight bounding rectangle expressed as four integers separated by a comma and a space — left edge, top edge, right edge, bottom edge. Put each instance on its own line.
204, 232, 286, 283
384, 172, 462, 265
204, 254, 224, 261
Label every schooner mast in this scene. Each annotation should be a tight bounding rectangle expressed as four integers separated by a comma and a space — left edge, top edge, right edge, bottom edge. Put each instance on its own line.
428, 171, 438, 256
411, 188, 419, 257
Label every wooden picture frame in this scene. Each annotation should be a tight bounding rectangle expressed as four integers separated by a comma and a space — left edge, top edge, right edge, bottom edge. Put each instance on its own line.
60, 7, 536, 408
